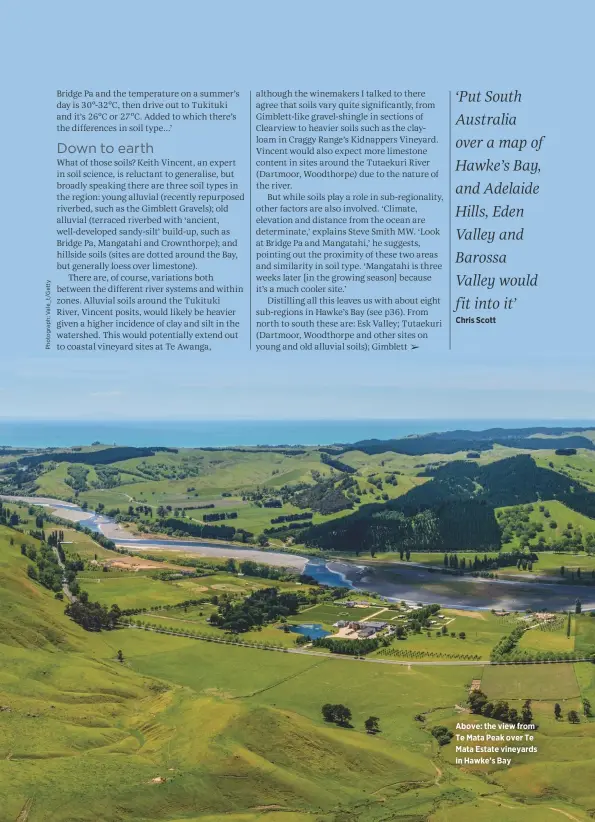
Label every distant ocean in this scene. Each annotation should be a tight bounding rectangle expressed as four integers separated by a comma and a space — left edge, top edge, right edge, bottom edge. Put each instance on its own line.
0, 419, 592, 449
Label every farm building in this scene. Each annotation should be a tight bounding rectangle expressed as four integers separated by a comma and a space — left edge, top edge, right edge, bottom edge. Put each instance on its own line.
348, 619, 389, 638
348, 620, 388, 631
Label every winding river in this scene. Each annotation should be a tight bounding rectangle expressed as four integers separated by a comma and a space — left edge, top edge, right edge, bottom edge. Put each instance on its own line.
4, 494, 595, 611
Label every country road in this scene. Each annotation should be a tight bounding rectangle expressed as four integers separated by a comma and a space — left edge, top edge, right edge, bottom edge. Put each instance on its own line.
122, 623, 593, 667
50, 541, 76, 603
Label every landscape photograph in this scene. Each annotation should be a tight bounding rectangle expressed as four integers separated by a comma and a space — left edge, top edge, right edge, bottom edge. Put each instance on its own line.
3, 421, 595, 821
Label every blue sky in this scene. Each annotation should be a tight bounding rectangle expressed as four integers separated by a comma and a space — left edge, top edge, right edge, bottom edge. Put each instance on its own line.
1, 351, 594, 420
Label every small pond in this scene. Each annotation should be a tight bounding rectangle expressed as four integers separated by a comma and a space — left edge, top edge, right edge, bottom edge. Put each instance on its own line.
286, 623, 330, 640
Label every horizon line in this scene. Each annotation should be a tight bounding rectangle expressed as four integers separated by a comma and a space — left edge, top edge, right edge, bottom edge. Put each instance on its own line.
0, 417, 593, 424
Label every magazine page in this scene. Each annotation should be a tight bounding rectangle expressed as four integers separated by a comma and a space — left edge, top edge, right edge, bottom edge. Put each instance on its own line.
2, 2, 595, 821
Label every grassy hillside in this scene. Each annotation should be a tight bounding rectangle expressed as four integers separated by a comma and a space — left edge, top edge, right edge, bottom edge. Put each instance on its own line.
0, 522, 449, 821
534, 448, 595, 491
5, 427, 595, 556
303, 453, 595, 556
499, 499, 595, 549
4, 518, 595, 821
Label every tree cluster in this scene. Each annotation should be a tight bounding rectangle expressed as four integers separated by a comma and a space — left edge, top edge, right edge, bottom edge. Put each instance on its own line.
468, 690, 534, 725
431, 725, 454, 746
19, 446, 175, 467
287, 472, 359, 516
65, 595, 121, 631
491, 624, 526, 660
406, 603, 441, 633
0, 501, 20, 527
65, 465, 90, 493
270, 512, 313, 525
202, 511, 238, 522
155, 517, 253, 543
320, 453, 357, 474
210, 587, 300, 633
311, 637, 380, 655
321, 703, 352, 726
443, 549, 538, 572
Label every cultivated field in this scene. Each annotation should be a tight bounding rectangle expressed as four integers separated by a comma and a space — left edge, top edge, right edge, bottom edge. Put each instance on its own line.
480, 664, 581, 700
